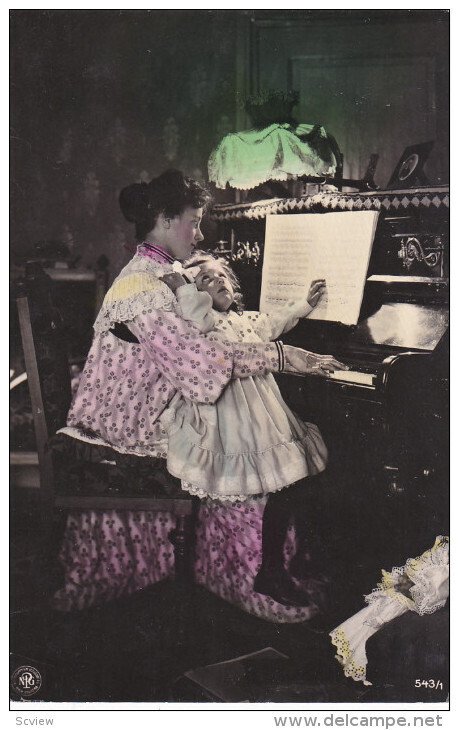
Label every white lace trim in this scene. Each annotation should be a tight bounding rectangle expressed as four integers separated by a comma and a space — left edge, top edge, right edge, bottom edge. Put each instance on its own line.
365, 567, 414, 611
180, 481, 250, 502
365, 535, 449, 615
179, 476, 299, 503
330, 597, 408, 686
405, 536, 449, 615
93, 254, 176, 334
93, 289, 176, 334
329, 626, 372, 686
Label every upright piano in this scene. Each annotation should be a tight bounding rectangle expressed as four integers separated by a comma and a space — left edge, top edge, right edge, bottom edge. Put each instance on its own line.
211, 187, 449, 566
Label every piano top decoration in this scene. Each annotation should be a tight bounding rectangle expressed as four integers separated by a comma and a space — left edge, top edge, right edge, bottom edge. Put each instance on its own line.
210, 187, 449, 221
208, 123, 339, 190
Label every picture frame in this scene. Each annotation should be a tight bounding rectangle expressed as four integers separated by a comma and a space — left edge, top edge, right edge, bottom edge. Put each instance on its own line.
386, 140, 434, 189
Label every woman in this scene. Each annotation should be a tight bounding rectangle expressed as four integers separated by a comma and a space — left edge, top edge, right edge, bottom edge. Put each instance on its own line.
60, 168, 345, 604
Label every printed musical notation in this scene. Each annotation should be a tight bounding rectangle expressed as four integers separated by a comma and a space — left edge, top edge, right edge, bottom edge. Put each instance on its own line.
260, 211, 379, 326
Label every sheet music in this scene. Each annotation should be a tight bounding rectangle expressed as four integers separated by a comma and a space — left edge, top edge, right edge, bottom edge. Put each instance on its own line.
260, 211, 379, 326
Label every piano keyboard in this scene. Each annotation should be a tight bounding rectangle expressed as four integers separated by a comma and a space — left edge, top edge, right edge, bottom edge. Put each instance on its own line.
328, 369, 375, 386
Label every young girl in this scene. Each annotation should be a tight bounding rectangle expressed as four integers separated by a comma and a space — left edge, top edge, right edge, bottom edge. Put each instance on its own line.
160, 252, 346, 606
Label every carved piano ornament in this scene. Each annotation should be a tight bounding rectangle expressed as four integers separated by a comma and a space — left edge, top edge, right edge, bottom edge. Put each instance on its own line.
211, 187, 448, 550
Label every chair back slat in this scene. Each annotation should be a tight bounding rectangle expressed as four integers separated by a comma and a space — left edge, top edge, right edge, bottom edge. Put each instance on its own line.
20, 263, 73, 434
16, 263, 73, 505
16, 292, 55, 505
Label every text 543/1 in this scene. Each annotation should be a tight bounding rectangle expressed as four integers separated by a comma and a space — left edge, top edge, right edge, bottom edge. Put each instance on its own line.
415, 679, 444, 690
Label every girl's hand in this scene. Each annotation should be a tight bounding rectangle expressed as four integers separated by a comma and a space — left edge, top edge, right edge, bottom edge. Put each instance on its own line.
283, 345, 348, 376
307, 279, 326, 308
160, 272, 188, 293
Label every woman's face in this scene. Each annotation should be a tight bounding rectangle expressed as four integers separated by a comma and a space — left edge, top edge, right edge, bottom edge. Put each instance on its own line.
194, 261, 235, 312
166, 206, 204, 260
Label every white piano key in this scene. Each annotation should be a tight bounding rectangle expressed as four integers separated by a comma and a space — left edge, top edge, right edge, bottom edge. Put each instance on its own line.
327, 370, 375, 386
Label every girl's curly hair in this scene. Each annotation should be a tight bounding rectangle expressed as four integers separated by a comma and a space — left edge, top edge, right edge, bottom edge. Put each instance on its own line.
183, 251, 244, 313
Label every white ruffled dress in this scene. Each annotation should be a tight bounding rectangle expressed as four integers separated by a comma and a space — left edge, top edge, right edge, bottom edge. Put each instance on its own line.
164, 308, 328, 502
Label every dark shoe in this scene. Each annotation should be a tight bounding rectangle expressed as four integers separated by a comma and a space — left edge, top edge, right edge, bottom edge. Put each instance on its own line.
253, 569, 313, 607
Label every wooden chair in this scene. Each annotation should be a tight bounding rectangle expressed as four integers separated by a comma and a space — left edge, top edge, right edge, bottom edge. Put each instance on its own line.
15, 261, 195, 597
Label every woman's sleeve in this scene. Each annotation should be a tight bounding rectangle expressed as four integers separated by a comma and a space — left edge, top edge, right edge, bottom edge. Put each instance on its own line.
174, 283, 215, 334
127, 309, 283, 404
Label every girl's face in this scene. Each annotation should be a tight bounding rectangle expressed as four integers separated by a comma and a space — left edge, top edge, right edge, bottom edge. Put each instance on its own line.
165, 206, 204, 261
194, 261, 235, 312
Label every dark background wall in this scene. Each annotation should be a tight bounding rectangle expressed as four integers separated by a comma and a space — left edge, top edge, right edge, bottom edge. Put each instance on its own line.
248, 10, 449, 188
11, 9, 239, 276
10, 10, 449, 279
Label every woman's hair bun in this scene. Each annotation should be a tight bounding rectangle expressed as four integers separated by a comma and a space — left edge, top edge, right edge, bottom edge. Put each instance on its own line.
119, 169, 211, 241
119, 182, 149, 224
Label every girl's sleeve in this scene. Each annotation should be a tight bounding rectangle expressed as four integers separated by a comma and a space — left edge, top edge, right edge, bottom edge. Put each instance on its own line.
127, 308, 283, 404
248, 300, 313, 341
270, 300, 314, 339
245, 312, 276, 341
174, 283, 215, 333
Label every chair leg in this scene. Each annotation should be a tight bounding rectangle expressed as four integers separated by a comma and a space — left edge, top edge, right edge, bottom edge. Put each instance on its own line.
168, 511, 197, 648
169, 513, 194, 583
37, 510, 68, 604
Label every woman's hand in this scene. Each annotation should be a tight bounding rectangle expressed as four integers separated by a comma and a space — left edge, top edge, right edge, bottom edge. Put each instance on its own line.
283, 344, 348, 376
160, 272, 188, 293
307, 279, 326, 309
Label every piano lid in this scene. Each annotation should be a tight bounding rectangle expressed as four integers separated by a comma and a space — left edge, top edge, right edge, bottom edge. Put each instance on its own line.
350, 302, 448, 351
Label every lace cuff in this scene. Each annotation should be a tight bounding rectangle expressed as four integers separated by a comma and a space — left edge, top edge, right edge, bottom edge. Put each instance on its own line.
330, 597, 408, 686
